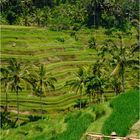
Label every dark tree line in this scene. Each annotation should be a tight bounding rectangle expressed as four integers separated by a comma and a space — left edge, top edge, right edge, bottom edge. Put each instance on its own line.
0, 0, 139, 30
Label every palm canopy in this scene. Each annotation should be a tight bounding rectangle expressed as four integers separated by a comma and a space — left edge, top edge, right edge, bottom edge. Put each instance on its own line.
7, 58, 28, 91
27, 64, 57, 95
0, 67, 10, 88
39, 64, 56, 89
85, 62, 106, 102
99, 31, 139, 91
5, 58, 29, 127
65, 67, 88, 94
65, 67, 88, 109
29, 64, 57, 118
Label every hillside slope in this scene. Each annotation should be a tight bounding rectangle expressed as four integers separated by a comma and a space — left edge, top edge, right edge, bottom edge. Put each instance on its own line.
102, 90, 139, 137
1, 90, 139, 140
1, 25, 138, 113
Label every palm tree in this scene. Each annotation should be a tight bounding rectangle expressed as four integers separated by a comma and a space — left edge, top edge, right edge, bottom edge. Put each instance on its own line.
110, 33, 139, 92
0, 67, 10, 112
110, 77, 121, 95
7, 58, 28, 127
65, 67, 88, 109
35, 64, 57, 119
86, 59, 108, 104
99, 32, 139, 92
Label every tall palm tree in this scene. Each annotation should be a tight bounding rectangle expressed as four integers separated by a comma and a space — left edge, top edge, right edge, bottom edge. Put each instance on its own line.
109, 77, 121, 95
0, 67, 10, 112
7, 58, 28, 127
65, 67, 88, 109
97, 30, 139, 93
35, 64, 57, 119
110, 33, 139, 91
85, 61, 106, 104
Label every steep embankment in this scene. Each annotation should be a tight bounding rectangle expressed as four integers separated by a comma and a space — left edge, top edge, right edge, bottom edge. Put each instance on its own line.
127, 120, 140, 137
102, 90, 139, 137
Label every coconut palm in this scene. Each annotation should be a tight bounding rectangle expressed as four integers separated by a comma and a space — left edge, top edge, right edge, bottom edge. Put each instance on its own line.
34, 64, 57, 119
65, 67, 88, 109
86, 61, 106, 104
99, 31, 139, 92
7, 58, 28, 127
0, 67, 10, 112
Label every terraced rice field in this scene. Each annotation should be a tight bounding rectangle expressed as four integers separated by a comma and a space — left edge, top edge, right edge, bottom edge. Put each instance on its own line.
0, 25, 138, 114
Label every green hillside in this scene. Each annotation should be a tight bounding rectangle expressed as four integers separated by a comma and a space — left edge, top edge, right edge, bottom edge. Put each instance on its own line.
0, 0, 139, 139
0, 24, 139, 140
1, 90, 139, 140
102, 90, 139, 136
1, 25, 139, 114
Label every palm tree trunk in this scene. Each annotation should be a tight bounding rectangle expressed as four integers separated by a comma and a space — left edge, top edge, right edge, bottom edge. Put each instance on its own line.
5, 90, 8, 112
16, 88, 20, 127
4, 85, 8, 112
40, 80, 43, 119
79, 93, 82, 110
115, 88, 117, 96
40, 91, 43, 119
121, 66, 125, 92
121, 73, 125, 92
120, 36, 125, 92
88, 93, 91, 107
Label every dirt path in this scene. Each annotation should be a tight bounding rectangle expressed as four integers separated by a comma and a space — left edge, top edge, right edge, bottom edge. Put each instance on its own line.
8, 109, 31, 115
127, 120, 140, 137
81, 102, 112, 140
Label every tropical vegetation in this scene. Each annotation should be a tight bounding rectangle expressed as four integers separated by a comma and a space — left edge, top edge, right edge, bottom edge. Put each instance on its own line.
0, 0, 139, 140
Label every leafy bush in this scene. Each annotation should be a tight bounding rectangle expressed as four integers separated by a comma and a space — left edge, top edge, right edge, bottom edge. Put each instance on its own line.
94, 106, 106, 120
51, 111, 94, 140
0, 112, 16, 129
56, 37, 65, 43
74, 99, 88, 108
88, 37, 96, 49
102, 90, 139, 136
28, 115, 42, 122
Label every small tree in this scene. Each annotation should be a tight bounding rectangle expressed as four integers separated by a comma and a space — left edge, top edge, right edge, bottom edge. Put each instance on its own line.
85, 60, 107, 104
110, 77, 121, 96
98, 31, 139, 93
0, 67, 10, 112
65, 67, 88, 109
30, 64, 57, 119
7, 58, 28, 127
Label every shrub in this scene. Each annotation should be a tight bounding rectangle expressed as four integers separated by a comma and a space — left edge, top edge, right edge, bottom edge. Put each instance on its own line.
102, 90, 139, 136
92, 105, 106, 120
51, 111, 94, 140
95, 106, 106, 120
56, 37, 65, 43
88, 37, 96, 49
74, 99, 88, 108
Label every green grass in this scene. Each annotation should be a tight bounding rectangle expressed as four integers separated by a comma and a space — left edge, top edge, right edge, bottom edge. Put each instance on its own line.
1, 90, 139, 140
1, 113, 66, 140
1, 25, 139, 140
1, 109, 96, 140
80, 102, 112, 140
102, 90, 139, 137
50, 111, 94, 140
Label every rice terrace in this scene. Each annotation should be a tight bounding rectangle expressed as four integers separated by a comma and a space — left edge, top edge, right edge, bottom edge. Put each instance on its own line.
0, 0, 139, 140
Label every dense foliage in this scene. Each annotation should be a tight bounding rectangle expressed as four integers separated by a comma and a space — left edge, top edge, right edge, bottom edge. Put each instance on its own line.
1, 0, 139, 30
51, 111, 94, 140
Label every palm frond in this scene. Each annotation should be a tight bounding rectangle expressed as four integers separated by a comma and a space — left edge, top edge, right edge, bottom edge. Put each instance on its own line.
110, 63, 121, 76
131, 43, 140, 53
